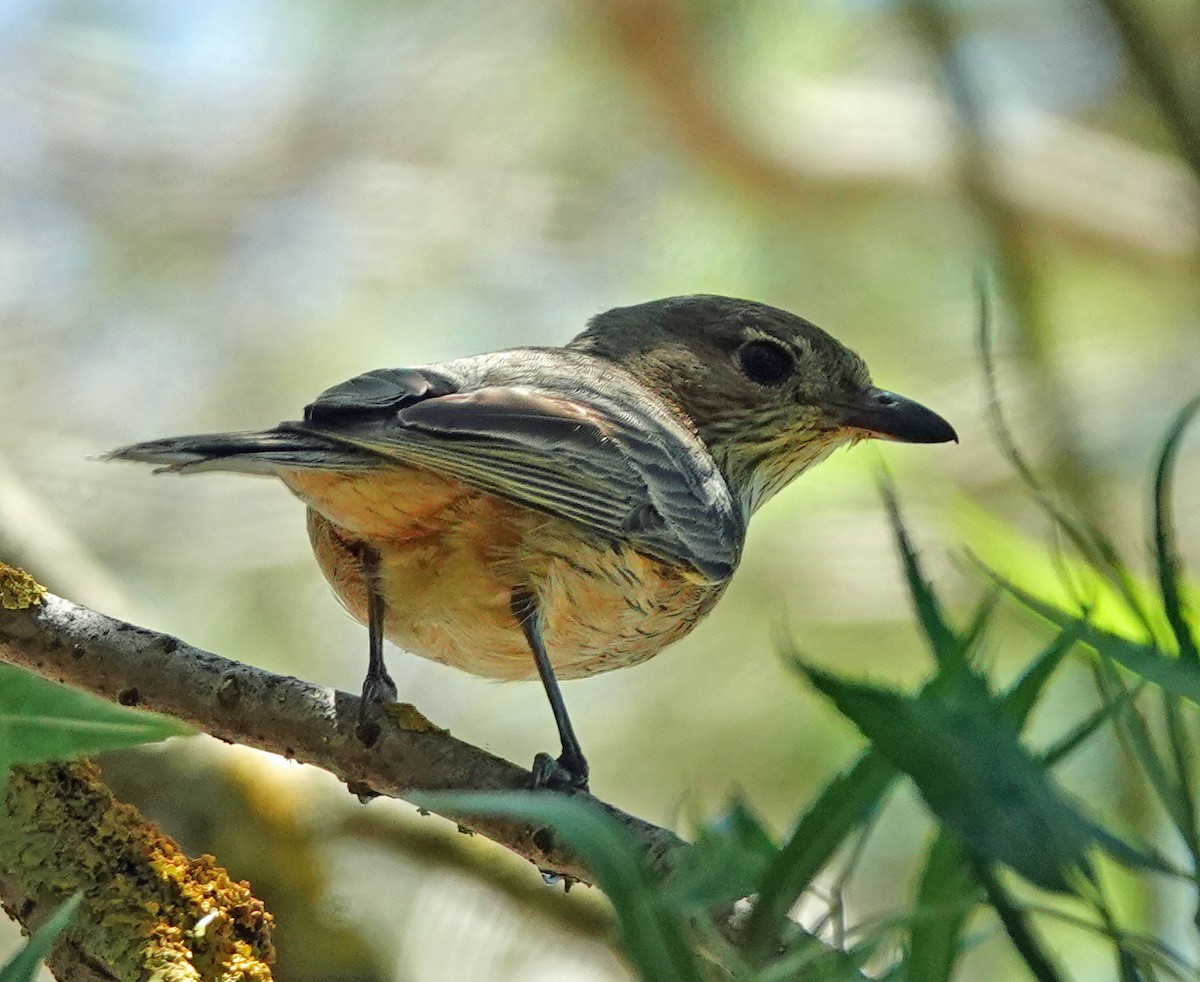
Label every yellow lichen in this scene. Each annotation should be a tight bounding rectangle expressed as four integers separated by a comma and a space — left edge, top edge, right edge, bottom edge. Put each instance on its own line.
388, 702, 447, 734
0, 761, 275, 980
223, 940, 275, 982
0, 562, 45, 609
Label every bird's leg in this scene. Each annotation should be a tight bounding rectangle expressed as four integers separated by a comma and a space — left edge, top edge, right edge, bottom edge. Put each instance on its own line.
511, 588, 589, 793
355, 543, 396, 746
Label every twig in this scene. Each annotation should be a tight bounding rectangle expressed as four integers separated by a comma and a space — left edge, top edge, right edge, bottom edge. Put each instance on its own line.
1094, 0, 1200, 185
0, 584, 684, 884
904, 0, 1098, 519
972, 859, 1067, 982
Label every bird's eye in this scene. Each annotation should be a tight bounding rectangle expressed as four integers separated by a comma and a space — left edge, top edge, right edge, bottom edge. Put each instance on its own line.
737, 340, 793, 386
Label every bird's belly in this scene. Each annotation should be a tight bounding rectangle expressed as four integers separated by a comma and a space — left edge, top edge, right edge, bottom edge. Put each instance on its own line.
289, 468, 725, 681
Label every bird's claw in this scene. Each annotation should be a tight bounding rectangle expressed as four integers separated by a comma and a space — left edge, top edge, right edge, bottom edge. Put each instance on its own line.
361, 671, 398, 707
530, 751, 589, 793
356, 670, 399, 746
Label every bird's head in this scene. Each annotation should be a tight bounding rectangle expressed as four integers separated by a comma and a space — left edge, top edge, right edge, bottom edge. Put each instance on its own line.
570, 295, 956, 514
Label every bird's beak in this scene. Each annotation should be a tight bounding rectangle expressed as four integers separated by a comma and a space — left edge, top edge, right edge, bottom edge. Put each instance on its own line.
835, 388, 958, 444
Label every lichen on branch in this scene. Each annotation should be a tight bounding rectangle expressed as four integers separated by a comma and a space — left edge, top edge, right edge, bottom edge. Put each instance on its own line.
0, 562, 44, 610
0, 759, 274, 981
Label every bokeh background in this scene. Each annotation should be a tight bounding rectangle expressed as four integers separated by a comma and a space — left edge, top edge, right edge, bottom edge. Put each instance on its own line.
1, 1, 1198, 979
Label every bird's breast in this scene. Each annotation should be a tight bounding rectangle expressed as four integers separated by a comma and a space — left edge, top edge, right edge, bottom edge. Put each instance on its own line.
285, 466, 726, 681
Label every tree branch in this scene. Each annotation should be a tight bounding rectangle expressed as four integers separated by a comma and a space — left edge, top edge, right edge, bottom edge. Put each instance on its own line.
1, 759, 275, 981
0, 580, 684, 884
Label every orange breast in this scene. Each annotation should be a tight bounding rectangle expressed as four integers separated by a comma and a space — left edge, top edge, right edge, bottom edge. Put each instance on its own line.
281, 465, 726, 681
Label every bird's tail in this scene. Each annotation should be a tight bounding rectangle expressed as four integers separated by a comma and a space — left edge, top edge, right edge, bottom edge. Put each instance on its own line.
106, 428, 371, 475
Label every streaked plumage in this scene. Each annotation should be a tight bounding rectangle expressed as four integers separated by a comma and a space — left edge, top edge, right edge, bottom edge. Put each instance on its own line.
111, 295, 955, 787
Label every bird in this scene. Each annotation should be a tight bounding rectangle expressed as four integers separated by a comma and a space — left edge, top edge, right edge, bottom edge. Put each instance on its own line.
110, 295, 956, 791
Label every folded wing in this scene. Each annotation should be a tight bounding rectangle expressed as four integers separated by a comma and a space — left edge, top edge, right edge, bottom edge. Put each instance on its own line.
292, 360, 743, 582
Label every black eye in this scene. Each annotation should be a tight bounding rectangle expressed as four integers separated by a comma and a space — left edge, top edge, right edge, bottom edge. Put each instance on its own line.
737, 340, 793, 386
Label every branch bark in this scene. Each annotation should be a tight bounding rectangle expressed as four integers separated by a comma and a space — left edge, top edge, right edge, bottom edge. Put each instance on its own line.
0, 583, 685, 885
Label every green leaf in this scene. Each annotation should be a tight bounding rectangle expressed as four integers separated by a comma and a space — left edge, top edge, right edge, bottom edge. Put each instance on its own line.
1152, 396, 1200, 664
987, 575, 1200, 706
666, 798, 777, 911
906, 833, 979, 982
796, 661, 1095, 893
879, 477, 960, 666
974, 281, 1167, 647
958, 501, 1179, 645
0, 664, 191, 774
1042, 682, 1139, 768
740, 749, 896, 962
961, 590, 999, 659
1002, 624, 1083, 728
0, 893, 82, 982
410, 792, 704, 982
973, 861, 1068, 982
1079, 661, 1199, 873
758, 940, 879, 982
1090, 826, 1184, 880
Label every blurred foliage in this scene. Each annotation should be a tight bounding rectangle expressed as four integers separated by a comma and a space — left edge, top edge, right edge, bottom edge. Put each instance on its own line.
423, 403, 1199, 981
0, 663, 188, 772
0, 895, 80, 982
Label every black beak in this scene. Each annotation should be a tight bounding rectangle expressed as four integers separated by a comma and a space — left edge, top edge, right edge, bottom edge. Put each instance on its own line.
836, 388, 958, 444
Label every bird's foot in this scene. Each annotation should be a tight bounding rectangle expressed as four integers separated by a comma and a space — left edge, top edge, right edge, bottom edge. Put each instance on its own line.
355, 670, 399, 746
362, 670, 398, 707
530, 750, 589, 794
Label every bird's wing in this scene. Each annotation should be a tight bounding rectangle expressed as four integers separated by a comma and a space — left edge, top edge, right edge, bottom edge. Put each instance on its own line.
292, 362, 742, 582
